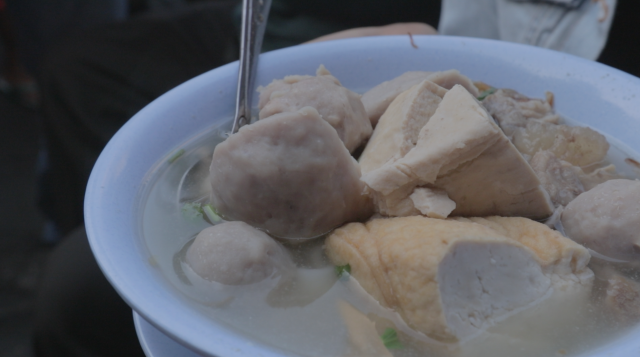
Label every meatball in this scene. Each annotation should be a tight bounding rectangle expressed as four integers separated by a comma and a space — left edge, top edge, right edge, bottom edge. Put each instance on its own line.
562, 179, 640, 261
210, 106, 373, 238
186, 221, 293, 285
258, 65, 372, 153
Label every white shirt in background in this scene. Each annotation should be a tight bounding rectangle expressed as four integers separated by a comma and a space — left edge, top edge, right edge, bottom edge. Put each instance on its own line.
439, 0, 616, 60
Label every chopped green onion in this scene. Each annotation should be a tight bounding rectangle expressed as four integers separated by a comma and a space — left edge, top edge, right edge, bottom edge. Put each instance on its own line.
167, 149, 185, 163
380, 328, 403, 350
335, 264, 351, 277
477, 87, 497, 101
203, 204, 222, 223
181, 202, 203, 220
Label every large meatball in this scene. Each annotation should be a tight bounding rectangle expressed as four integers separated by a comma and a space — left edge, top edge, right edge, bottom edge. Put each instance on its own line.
258, 65, 372, 153
186, 221, 293, 285
562, 179, 640, 261
210, 106, 373, 238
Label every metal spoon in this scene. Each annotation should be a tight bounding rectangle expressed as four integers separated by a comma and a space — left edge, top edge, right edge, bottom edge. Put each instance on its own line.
231, 0, 272, 134
176, 4, 271, 221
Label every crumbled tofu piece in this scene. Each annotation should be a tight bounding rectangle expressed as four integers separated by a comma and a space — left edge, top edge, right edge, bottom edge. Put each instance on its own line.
530, 151, 627, 208
483, 89, 609, 167
410, 187, 456, 218
482, 88, 560, 138
512, 120, 609, 167
530, 150, 585, 207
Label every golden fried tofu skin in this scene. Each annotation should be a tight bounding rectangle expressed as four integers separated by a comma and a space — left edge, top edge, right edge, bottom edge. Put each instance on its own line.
325, 216, 592, 343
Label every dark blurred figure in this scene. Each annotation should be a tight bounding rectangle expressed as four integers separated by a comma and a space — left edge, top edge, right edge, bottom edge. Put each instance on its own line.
0, 0, 39, 109
34, 2, 241, 356
33, 227, 144, 357
36, 1, 240, 240
597, 0, 640, 78
36, 0, 440, 241
2, 0, 130, 110
4, 0, 128, 77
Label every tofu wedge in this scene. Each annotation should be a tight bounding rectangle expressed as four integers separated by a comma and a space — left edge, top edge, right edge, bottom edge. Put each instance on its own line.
362, 69, 480, 126
359, 79, 447, 175
362, 85, 554, 219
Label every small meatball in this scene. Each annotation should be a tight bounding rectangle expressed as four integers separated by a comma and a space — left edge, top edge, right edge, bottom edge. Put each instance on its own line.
258, 65, 372, 152
186, 222, 293, 285
562, 179, 640, 261
210, 107, 373, 238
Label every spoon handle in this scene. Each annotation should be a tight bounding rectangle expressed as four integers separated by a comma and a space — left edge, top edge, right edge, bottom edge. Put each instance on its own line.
232, 0, 272, 134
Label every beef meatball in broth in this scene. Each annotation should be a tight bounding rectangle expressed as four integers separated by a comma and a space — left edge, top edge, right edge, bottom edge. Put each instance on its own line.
209, 107, 373, 238
186, 221, 294, 285
562, 179, 640, 261
258, 65, 372, 153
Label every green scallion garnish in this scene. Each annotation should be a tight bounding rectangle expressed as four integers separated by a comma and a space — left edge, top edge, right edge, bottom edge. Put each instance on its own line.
335, 264, 351, 277
477, 87, 497, 101
203, 204, 222, 223
380, 328, 403, 350
167, 149, 185, 163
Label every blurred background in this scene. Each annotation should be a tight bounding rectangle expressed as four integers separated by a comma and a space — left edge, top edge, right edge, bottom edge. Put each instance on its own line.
0, 0, 638, 356
0, 2, 236, 356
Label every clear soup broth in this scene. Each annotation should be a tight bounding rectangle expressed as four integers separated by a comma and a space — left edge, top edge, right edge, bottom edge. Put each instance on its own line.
140, 111, 640, 357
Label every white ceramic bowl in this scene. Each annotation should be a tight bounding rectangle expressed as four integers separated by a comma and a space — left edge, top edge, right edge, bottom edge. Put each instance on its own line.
85, 35, 640, 357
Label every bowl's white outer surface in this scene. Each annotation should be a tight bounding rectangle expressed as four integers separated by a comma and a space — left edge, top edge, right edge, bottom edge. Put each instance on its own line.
134, 312, 202, 357
85, 35, 640, 357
